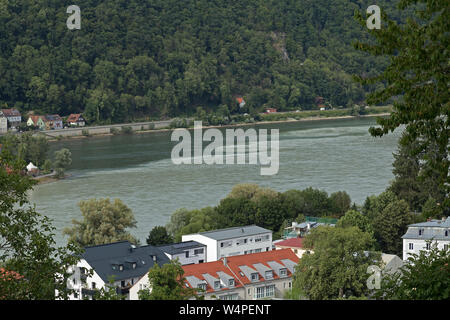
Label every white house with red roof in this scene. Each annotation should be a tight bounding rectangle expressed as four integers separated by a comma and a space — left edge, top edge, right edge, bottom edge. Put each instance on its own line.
181, 248, 299, 300
67, 113, 86, 127
273, 237, 310, 258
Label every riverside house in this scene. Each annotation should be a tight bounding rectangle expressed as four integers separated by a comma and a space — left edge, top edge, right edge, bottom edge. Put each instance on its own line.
27, 115, 46, 130
1, 108, 21, 128
0, 112, 7, 134
67, 113, 86, 127
44, 114, 63, 130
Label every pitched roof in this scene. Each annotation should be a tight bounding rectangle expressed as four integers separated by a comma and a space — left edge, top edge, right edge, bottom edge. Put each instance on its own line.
81, 241, 170, 283
182, 260, 241, 293
157, 241, 206, 256
28, 115, 45, 125
1, 109, 21, 117
274, 237, 304, 249
224, 249, 299, 285
67, 114, 84, 122
45, 114, 62, 121
402, 217, 450, 240
192, 225, 271, 241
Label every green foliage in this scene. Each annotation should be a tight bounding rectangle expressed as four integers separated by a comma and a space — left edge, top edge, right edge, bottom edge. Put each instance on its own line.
110, 127, 119, 135
0, 132, 49, 167
81, 129, 90, 137
0, 156, 81, 299
63, 198, 138, 247
376, 242, 450, 300
0, 0, 400, 124
53, 148, 72, 179
146, 226, 173, 246
329, 191, 352, 217
292, 226, 379, 300
121, 126, 133, 134
337, 210, 374, 235
92, 277, 126, 300
355, 0, 449, 209
41, 159, 52, 174
138, 260, 200, 300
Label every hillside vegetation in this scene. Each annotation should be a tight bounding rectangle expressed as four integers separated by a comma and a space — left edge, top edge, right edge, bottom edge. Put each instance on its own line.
0, 0, 405, 124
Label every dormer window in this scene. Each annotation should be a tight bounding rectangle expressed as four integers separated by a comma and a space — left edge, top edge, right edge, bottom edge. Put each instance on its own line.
419, 228, 424, 235
280, 268, 287, 277
132, 262, 137, 269
228, 279, 234, 287
251, 273, 259, 282
198, 283, 206, 291
119, 264, 124, 271
265, 270, 273, 279
214, 281, 220, 289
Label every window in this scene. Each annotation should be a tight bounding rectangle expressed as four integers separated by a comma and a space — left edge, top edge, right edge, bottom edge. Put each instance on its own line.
194, 248, 204, 255
289, 282, 291, 288
419, 228, 424, 236
255, 248, 262, 253
255, 287, 265, 299
119, 264, 124, 271
251, 273, 259, 282
132, 262, 136, 269
248, 288, 251, 295
185, 251, 189, 258
409, 243, 414, 250
74, 292, 78, 299
255, 237, 262, 243
199, 260, 204, 263
265, 270, 273, 279
221, 242, 224, 248
214, 281, 220, 289
228, 279, 234, 287
444, 244, 449, 250
426, 243, 431, 250
266, 247, 270, 251
280, 268, 287, 277
265, 285, 275, 297
244, 239, 247, 244
445, 230, 448, 237
91, 282, 96, 289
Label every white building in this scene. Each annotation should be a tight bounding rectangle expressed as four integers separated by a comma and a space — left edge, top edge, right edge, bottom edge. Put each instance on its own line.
157, 241, 207, 265
0, 112, 7, 134
65, 241, 170, 300
182, 225, 273, 262
401, 216, 450, 261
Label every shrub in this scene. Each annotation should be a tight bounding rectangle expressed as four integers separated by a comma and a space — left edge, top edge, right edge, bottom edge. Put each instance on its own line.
121, 126, 133, 134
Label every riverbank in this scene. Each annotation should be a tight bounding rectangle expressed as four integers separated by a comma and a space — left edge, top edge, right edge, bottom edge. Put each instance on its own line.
45, 108, 392, 142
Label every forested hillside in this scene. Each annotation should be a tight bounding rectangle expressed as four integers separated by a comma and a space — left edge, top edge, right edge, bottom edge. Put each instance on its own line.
0, 0, 404, 124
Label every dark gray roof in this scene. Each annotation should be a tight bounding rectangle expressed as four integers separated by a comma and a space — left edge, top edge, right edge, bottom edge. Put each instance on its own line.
157, 241, 205, 255
196, 225, 271, 241
82, 241, 170, 282
402, 217, 450, 240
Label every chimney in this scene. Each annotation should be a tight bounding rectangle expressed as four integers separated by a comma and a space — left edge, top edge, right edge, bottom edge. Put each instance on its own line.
223, 257, 227, 266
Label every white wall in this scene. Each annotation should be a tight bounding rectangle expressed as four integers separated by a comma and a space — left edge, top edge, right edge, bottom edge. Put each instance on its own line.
129, 273, 150, 300
182, 235, 218, 262
67, 259, 105, 300
402, 238, 450, 260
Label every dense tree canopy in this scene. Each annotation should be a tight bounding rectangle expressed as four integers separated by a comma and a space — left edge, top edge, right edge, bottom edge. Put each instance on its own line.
63, 198, 138, 246
0, 0, 403, 124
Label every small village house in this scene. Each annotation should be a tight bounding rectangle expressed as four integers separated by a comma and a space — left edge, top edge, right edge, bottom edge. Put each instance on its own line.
44, 114, 63, 130
265, 108, 277, 114
157, 241, 207, 265
67, 113, 86, 127
236, 97, 246, 108
1, 108, 22, 128
27, 115, 46, 130
0, 112, 7, 134
273, 237, 309, 258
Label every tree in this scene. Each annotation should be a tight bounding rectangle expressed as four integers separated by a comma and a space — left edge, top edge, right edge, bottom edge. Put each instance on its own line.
376, 242, 449, 300
329, 191, 352, 217
337, 210, 374, 235
421, 197, 443, 220
138, 260, 200, 300
0, 154, 81, 299
53, 148, 72, 179
355, 0, 449, 209
63, 198, 138, 246
146, 226, 173, 246
292, 226, 379, 300
373, 199, 412, 255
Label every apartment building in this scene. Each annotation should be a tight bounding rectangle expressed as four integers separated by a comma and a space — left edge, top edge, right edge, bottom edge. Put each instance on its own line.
182, 225, 273, 262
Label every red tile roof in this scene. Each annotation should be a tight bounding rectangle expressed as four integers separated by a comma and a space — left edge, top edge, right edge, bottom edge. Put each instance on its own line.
225, 249, 299, 285
1, 108, 21, 117
67, 113, 83, 122
274, 237, 304, 249
236, 97, 244, 104
29, 115, 45, 125
182, 261, 241, 293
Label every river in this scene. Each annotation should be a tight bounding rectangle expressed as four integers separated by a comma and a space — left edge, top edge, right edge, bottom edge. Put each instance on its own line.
29, 117, 401, 246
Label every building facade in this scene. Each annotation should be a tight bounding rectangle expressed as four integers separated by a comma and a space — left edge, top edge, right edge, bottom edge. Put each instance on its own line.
182, 249, 299, 300
65, 241, 170, 300
401, 217, 450, 260
67, 113, 86, 127
182, 225, 273, 262
0, 112, 7, 134
158, 241, 207, 265
1, 108, 21, 128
